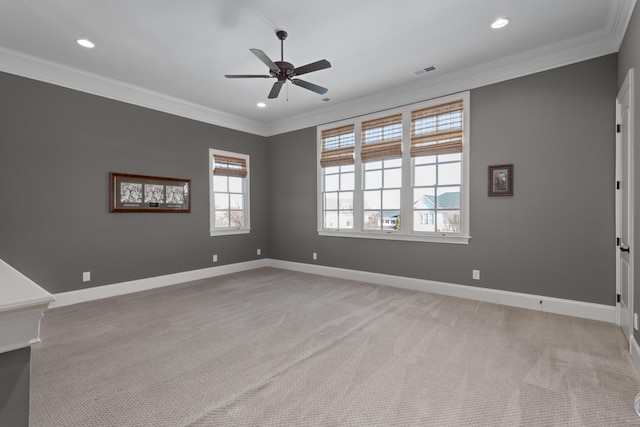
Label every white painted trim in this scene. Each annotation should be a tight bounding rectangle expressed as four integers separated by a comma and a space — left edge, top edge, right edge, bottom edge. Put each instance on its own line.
268, 260, 616, 323
631, 335, 640, 376
50, 259, 268, 308
0, 306, 49, 354
209, 229, 251, 237
50, 258, 615, 324
209, 148, 251, 236
318, 230, 470, 245
265, 21, 628, 137
0, 46, 268, 137
0, 258, 55, 353
0, 0, 633, 138
616, 68, 635, 346
316, 92, 471, 243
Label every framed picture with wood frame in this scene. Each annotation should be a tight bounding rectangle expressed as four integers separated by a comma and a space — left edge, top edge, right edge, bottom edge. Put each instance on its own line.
488, 164, 513, 197
109, 172, 191, 212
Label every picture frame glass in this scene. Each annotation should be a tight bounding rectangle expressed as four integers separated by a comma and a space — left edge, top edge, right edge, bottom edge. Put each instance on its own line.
110, 173, 191, 212
488, 164, 513, 197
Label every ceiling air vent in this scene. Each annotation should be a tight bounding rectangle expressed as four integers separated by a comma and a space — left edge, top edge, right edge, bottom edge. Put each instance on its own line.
413, 65, 437, 76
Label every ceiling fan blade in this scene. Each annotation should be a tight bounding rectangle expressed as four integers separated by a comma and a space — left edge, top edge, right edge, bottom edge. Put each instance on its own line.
294, 59, 331, 76
268, 81, 285, 99
291, 78, 328, 95
250, 48, 281, 72
225, 74, 272, 78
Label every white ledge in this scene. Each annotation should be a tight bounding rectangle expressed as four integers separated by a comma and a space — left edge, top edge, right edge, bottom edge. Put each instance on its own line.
0, 259, 55, 353
319, 230, 470, 245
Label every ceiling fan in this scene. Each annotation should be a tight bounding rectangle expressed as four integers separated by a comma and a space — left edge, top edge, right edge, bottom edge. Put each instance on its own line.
225, 30, 331, 99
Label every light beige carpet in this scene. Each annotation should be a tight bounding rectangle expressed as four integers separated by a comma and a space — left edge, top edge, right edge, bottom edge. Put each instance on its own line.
30, 268, 640, 426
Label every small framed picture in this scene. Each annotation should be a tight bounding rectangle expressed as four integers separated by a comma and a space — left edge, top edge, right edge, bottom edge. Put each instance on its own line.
109, 172, 191, 212
488, 164, 513, 197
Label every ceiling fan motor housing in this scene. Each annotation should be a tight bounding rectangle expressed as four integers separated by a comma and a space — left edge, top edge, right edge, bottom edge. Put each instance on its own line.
273, 61, 295, 80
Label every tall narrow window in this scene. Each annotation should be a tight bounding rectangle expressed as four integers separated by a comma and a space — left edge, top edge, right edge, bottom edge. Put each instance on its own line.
320, 125, 355, 230
411, 101, 463, 233
361, 114, 403, 231
210, 149, 250, 235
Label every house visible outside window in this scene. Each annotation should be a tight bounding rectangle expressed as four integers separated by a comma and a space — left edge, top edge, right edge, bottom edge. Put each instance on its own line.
209, 149, 250, 236
317, 92, 470, 244
411, 100, 463, 233
361, 114, 403, 231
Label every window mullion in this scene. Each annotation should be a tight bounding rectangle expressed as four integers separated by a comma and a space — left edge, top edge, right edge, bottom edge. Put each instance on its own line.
353, 121, 363, 231
401, 111, 413, 234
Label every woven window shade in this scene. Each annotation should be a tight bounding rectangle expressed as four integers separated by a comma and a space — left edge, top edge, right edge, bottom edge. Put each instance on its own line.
320, 125, 355, 167
213, 155, 247, 177
411, 100, 463, 157
361, 114, 402, 162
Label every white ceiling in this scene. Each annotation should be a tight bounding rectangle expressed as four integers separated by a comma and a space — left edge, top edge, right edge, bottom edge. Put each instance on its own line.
0, 0, 635, 136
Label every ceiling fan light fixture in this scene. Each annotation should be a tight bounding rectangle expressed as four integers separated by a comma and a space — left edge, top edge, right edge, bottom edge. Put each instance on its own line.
491, 17, 510, 29
76, 38, 95, 48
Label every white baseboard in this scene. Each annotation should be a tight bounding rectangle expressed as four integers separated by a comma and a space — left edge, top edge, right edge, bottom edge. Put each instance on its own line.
631, 336, 640, 376
50, 258, 616, 324
50, 259, 269, 308
268, 260, 617, 323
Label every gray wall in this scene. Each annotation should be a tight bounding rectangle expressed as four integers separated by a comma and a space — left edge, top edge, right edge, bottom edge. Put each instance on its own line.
618, 3, 640, 344
0, 36, 622, 426
268, 54, 618, 305
0, 72, 269, 294
0, 348, 30, 427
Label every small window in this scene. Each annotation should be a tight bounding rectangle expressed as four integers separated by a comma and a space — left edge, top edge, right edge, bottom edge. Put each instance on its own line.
209, 149, 250, 236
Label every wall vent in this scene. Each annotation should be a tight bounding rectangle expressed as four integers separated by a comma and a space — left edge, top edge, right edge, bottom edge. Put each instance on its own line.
413, 65, 437, 76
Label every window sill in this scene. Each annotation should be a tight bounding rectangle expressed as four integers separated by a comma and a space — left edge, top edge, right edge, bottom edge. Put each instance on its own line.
318, 230, 470, 244
210, 228, 251, 237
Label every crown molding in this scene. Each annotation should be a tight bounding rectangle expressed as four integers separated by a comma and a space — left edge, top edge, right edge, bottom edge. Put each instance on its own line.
265, 10, 632, 136
0, 46, 269, 136
0, 0, 635, 138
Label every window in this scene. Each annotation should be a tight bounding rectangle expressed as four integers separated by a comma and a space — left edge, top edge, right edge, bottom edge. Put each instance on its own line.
209, 149, 250, 236
320, 125, 355, 230
411, 100, 463, 234
364, 159, 402, 231
360, 114, 403, 231
317, 92, 469, 244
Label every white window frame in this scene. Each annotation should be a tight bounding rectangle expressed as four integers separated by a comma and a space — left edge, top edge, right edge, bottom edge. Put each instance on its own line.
209, 148, 251, 236
317, 92, 470, 244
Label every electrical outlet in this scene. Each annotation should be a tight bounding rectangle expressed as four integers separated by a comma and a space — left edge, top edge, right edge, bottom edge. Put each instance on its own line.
472, 270, 480, 280
313, 252, 317, 260
82, 271, 91, 282
213, 254, 218, 263
257, 248, 261, 256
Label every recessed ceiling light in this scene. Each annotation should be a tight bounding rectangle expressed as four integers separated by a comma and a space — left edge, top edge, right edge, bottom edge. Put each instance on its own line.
76, 39, 95, 48
491, 17, 510, 29
257, 102, 266, 108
